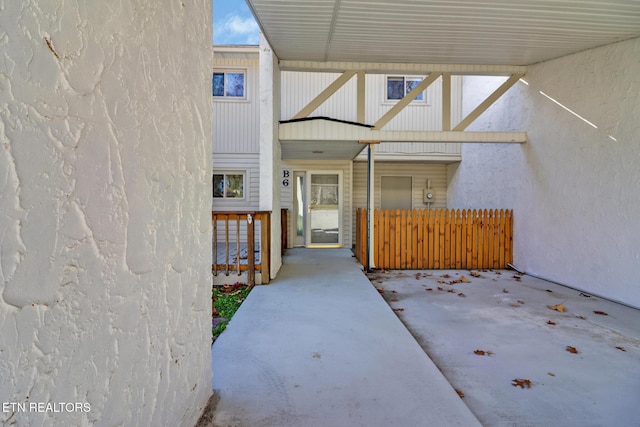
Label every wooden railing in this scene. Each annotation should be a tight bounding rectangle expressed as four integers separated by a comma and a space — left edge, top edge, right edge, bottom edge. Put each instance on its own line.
212, 211, 271, 285
356, 208, 513, 270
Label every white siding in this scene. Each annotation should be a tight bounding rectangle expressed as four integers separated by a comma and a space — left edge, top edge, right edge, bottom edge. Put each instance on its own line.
352, 161, 448, 245
213, 55, 260, 153
212, 153, 260, 211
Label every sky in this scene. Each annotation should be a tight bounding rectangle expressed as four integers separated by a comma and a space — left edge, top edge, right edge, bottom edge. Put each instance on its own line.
213, 0, 260, 45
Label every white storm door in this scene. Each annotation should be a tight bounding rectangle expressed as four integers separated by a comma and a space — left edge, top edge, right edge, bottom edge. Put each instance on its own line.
306, 171, 342, 247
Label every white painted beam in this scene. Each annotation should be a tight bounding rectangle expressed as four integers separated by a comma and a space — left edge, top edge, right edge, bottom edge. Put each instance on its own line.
280, 60, 527, 76
373, 73, 442, 130
453, 74, 524, 131
292, 70, 357, 119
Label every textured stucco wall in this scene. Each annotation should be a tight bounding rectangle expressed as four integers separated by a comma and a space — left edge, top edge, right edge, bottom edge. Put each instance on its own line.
0, 1, 212, 425
448, 37, 640, 308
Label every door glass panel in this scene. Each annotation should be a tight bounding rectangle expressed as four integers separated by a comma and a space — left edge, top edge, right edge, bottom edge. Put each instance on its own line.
294, 174, 305, 246
309, 174, 339, 245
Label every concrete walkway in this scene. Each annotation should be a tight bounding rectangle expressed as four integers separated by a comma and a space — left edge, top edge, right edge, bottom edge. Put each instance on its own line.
211, 249, 481, 427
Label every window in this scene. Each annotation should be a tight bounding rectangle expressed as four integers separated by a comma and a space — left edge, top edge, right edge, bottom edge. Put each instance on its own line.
213, 70, 245, 98
386, 76, 425, 102
213, 172, 244, 198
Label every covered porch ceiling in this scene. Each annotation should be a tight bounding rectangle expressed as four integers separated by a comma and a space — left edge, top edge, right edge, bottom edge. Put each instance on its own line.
246, 0, 640, 67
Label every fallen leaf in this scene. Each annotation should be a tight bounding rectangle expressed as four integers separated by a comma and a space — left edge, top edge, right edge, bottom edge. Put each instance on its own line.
390, 298, 398, 302
391, 290, 397, 293
426, 288, 433, 291
458, 292, 466, 297
437, 280, 447, 284
580, 292, 592, 298
546, 320, 556, 325
393, 308, 404, 312
459, 275, 471, 283
512, 378, 532, 389
510, 303, 521, 307
566, 346, 579, 354
575, 315, 587, 320
437, 287, 444, 291
548, 303, 566, 312
517, 300, 525, 304
376, 288, 384, 294
447, 289, 456, 293
502, 288, 509, 294
546, 289, 553, 293
616, 346, 627, 352
548, 372, 556, 377
512, 275, 522, 281
470, 271, 483, 278
441, 274, 451, 278
474, 349, 486, 355
593, 310, 608, 316
455, 389, 465, 398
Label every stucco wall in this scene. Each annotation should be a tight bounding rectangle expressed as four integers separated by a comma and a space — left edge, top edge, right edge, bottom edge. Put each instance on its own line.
448, 37, 640, 308
0, 1, 212, 425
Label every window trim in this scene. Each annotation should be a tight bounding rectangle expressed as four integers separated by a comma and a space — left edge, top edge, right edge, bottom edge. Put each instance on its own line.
213, 171, 246, 200
384, 75, 429, 105
213, 68, 248, 100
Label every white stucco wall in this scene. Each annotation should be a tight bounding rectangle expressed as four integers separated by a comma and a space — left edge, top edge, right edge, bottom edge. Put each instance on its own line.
448, 37, 640, 308
0, 2, 212, 425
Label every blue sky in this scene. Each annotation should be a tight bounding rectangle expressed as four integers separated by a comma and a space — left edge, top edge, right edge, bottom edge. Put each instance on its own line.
213, 0, 260, 45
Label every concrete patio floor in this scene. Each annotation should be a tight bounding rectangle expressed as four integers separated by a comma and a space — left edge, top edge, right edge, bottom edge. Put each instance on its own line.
210, 249, 481, 427
367, 268, 640, 427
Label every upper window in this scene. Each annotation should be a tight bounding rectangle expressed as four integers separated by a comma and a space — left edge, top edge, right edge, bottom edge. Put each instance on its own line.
386, 76, 425, 102
213, 172, 245, 199
213, 71, 246, 98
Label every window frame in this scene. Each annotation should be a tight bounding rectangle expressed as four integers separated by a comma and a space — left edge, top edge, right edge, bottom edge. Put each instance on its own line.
212, 69, 247, 100
384, 75, 429, 105
213, 171, 246, 200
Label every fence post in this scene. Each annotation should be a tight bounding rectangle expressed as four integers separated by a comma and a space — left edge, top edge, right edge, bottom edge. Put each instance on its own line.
247, 214, 255, 286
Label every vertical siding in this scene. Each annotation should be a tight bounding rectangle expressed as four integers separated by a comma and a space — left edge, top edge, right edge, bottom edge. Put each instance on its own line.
281, 71, 463, 131
351, 161, 449, 245
213, 56, 260, 153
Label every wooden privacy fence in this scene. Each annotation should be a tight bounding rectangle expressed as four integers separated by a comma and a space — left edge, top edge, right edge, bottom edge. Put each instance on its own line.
212, 211, 271, 285
356, 208, 513, 270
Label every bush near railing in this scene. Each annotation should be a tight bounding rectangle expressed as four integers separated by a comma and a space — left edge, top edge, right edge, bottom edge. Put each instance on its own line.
356, 208, 513, 270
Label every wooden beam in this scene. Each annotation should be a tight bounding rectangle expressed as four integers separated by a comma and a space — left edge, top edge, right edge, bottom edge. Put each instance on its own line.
453, 74, 524, 131
280, 60, 527, 76
373, 73, 442, 130
293, 70, 357, 119
357, 71, 365, 123
442, 72, 451, 131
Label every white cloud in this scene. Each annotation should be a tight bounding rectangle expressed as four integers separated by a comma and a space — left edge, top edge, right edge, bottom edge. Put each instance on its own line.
215, 13, 260, 45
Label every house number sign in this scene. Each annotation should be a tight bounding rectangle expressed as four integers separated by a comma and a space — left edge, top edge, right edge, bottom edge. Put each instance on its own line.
282, 170, 290, 187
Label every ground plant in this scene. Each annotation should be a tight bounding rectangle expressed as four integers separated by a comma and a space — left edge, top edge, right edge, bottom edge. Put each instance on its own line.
212, 283, 252, 341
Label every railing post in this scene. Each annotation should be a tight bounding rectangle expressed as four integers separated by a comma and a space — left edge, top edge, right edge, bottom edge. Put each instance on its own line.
247, 214, 255, 286
260, 212, 271, 284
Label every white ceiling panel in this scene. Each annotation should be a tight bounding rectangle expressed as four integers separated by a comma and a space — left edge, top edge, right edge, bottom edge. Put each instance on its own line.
246, 0, 640, 66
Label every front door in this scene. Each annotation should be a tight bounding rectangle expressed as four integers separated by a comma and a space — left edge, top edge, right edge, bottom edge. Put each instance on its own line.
306, 171, 342, 247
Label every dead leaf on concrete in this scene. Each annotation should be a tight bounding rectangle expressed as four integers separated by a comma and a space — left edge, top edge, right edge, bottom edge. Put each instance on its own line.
390, 298, 398, 302
455, 389, 465, 398
580, 292, 592, 298
426, 288, 433, 291
548, 303, 566, 312
546, 320, 556, 325
393, 308, 404, 312
512, 378, 532, 389
593, 310, 608, 316
437, 287, 444, 291
575, 315, 587, 320
566, 346, 579, 354
502, 289, 509, 294
441, 274, 451, 278
510, 303, 521, 307
616, 346, 627, 352
548, 372, 556, 377
517, 300, 525, 304
470, 271, 483, 278
458, 292, 466, 297
459, 275, 471, 283
474, 349, 494, 356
